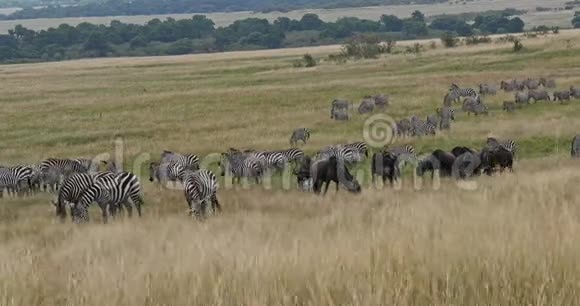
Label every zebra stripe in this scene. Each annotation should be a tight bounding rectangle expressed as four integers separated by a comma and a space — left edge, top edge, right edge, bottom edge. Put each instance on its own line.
449, 83, 477, 100
289, 128, 310, 146
0, 165, 33, 197
318, 146, 363, 163
220, 152, 263, 185
149, 161, 185, 185
161, 151, 200, 172
183, 169, 220, 218
39, 158, 87, 177
72, 172, 143, 223
274, 148, 305, 163
343, 142, 369, 158
487, 137, 517, 158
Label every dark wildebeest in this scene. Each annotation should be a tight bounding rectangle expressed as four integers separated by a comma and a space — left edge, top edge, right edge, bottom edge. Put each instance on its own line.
371, 151, 400, 186
452, 148, 483, 179
311, 157, 361, 195
451, 146, 475, 157
480, 147, 514, 175
416, 149, 456, 179
294, 156, 313, 191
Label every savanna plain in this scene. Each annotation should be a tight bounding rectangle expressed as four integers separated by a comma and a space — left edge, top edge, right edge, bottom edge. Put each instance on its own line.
1, 30, 580, 305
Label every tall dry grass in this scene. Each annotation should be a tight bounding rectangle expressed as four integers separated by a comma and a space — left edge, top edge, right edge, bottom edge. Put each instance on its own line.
1, 158, 580, 305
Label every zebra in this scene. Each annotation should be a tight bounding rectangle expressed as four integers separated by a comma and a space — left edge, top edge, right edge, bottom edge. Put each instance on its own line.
219, 152, 264, 185
343, 142, 369, 158
449, 83, 477, 101
411, 116, 436, 136
571, 135, 580, 158
289, 128, 310, 146
273, 148, 305, 163
486, 137, 517, 159
330, 99, 351, 119
384, 145, 417, 169
396, 118, 412, 137
53, 172, 118, 221
39, 158, 87, 178
183, 169, 220, 218
71, 172, 143, 224
437, 107, 455, 130
317, 146, 363, 164
0, 166, 33, 198
254, 151, 288, 172
539, 77, 556, 88
443, 90, 461, 105
479, 83, 497, 96
161, 151, 199, 172
149, 161, 185, 187
73, 158, 100, 173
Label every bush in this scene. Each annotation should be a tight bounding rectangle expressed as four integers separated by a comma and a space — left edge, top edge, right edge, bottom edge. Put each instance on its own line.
429, 41, 437, 49
303, 53, 317, 67
340, 36, 387, 59
441, 32, 459, 48
513, 39, 524, 52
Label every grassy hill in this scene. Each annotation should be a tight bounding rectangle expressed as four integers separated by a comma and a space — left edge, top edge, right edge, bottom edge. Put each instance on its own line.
0, 30, 580, 305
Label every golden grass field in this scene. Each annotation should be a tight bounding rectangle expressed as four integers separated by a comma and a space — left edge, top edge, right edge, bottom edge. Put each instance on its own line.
1, 30, 580, 305
0, 0, 573, 34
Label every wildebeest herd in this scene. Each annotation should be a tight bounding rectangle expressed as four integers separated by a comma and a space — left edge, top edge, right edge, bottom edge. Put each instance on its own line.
1, 77, 579, 224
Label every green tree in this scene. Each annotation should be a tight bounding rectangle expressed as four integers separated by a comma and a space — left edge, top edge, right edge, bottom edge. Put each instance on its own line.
300, 14, 323, 30
380, 14, 403, 32
411, 10, 425, 22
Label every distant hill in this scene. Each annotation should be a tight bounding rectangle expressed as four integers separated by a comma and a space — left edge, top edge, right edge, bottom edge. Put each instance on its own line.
0, 0, 448, 20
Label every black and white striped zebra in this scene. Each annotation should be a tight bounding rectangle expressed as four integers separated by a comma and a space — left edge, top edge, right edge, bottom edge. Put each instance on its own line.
317, 146, 363, 163
71, 172, 143, 223
0, 165, 33, 197
161, 150, 200, 172
53, 171, 117, 221
274, 148, 305, 163
449, 83, 477, 101
486, 137, 518, 159
149, 161, 185, 187
343, 142, 369, 158
183, 169, 220, 218
411, 116, 436, 136
289, 128, 310, 146
73, 158, 100, 173
220, 152, 264, 185
39, 158, 87, 178
385, 145, 417, 169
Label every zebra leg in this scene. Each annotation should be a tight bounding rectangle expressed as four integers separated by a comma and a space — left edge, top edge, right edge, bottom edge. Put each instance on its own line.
100, 204, 109, 224
211, 194, 222, 214
131, 195, 142, 217
124, 201, 133, 218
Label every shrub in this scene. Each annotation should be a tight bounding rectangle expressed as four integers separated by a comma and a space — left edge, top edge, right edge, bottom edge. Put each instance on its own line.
440, 32, 459, 48
513, 39, 524, 52
464, 35, 491, 45
303, 53, 317, 67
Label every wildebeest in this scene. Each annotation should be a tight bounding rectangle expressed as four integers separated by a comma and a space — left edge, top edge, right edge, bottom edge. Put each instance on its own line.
396, 118, 412, 137
310, 157, 361, 195
527, 90, 550, 103
416, 149, 456, 178
463, 99, 488, 116
371, 151, 400, 186
373, 94, 389, 108
572, 135, 580, 158
553, 91, 571, 103
503, 101, 516, 112
358, 98, 375, 114
453, 148, 483, 179
294, 156, 313, 191
480, 146, 513, 175
451, 146, 475, 157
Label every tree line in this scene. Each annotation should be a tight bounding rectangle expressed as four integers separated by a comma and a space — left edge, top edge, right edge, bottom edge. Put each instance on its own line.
0, 11, 526, 63
0, 0, 449, 19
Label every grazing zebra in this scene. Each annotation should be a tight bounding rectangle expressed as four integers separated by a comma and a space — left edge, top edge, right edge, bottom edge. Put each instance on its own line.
273, 148, 305, 163
396, 118, 412, 137
39, 158, 87, 178
53, 173, 95, 221
331, 108, 349, 121
443, 90, 461, 105
500, 80, 519, 92
384, 145, 417, 169
289, 128, 310, 146
527, 90, 551, 103
73, 158, 100, 173
183, 169, 220, 218
437, 107, 455, 130
479, 83, 497, 95
449, 83, 477, 100
373, 94, 389, 108
358, 98, 375, 114
330, 99, 351, 119
426, 113, 440, 127
220, 152, 264, 185
149, 161, 185, 187
255, 151, 288, 172
161, 151, 199, 171
0, 166, 33, 197
71, 172, 143, 223
524, 78, 540, 90
486, 137, 517, 159
411, 116, 436, 136
317, 146, 363, 163
570, 86, 580, 99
